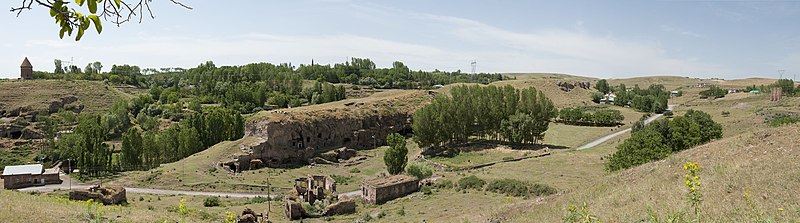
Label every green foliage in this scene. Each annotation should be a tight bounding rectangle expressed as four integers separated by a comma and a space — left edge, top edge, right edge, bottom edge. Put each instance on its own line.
563, 202, 601, 223
434, 179, 454, 189
699, 85, 727, 99
602, 84, 669, 113
485, 178, 557, 197
120, 127, 143, 171
457, 175, 486, 190
203, 196, 221, 207
421, 186, 433, 195
771, 79, 796, 95
405, 162, 433, 179
606, 110, 722, 171
330, 174, 353, 185
594, 79, 610, 94
558, 107, 624, 126
413, 85, 555, 147
384, 133, 408, 175
767, 114, 800, 127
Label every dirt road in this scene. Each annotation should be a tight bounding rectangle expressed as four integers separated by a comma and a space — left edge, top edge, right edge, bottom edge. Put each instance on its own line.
574, 105, 675, 150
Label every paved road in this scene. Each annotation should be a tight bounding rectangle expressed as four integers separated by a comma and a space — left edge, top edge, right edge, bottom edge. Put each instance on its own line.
18, 174, 276, 198
574, 105, 675, 150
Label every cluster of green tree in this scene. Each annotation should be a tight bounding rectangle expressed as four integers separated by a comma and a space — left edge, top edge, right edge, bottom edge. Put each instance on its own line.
413, 85, 556, 147
292, 59, 507, 88
558, 107, 624, 126
699, 85, 727, 99
46, 97, 243, 175
117, 108, 244, 171
592, 81, 669, 114
35, 58, 507, 113
605, 110, 722, 171
34, 60, 145, 85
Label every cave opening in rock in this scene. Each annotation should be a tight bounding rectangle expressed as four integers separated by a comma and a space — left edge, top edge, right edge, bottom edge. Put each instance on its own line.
9, 130, 22, 139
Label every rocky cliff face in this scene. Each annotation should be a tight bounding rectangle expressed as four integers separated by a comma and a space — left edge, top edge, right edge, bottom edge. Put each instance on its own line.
223, 90, 430, 172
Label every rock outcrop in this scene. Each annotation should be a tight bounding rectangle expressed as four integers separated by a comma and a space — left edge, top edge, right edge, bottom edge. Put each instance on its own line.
224, 90, 430, 172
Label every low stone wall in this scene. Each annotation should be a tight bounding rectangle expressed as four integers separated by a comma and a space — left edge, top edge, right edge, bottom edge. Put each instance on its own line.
69, 186, 127, 205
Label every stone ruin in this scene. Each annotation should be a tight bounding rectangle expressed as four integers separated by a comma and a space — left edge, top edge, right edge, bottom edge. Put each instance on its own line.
557, 81, 592, 92
236, 207, 267, 223
69, 185, 127, 205
284, 175, 356, 220
224, 112, 413, 172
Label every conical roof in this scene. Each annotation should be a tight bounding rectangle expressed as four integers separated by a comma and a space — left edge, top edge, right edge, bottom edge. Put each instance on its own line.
20, 57, 32, 68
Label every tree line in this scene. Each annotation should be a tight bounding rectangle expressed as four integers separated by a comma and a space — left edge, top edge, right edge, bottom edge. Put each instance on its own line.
46, 98, 244, 176
33, 58, 508, 114
592, 80, 669, 114
413, 85, 556, 147
558, 107, 624, 126
605, 110, 722, 171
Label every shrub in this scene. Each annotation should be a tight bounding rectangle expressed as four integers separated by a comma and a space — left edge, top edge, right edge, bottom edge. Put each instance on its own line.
330, 174, 353, 185
405, 162, 433, 179
421, 186, 433, 195
248, 196, 269, 204
458, 175, 485, 190
203, 196, 220, 207
435, 179, 454, 189
349, 168, 361, 173
768, 114, 800, 127
485, 179, 557, 197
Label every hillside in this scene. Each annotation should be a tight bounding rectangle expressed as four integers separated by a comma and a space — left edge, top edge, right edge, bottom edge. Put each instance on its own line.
505, 123, 800, 222
0, 79, 134, 115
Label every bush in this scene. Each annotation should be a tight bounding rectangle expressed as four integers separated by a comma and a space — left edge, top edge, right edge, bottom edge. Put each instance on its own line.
435, 179, 454, 189
349, 168, 361, 173
405, 162, 433, 179
330, 174, 353, 185
485, 179, 557, 197
606, 110, 722, 171
768, 114, 800, 127
458, 175, 485, 190
421, 186, 433, 195
203, 197, 220, 207
247, 196, 270, 204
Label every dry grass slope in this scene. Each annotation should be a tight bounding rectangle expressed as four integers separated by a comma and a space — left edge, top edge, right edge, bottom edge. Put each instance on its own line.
0, 79, 134, 114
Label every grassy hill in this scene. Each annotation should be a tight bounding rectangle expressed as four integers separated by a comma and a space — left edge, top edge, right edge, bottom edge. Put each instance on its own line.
0, 79, 135, 115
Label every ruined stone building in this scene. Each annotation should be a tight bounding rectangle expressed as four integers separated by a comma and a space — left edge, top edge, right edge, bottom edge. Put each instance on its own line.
1, 164, 61, 189
293, 175, 336, 204
20, 57, 33, 80
361, 175, 419, 205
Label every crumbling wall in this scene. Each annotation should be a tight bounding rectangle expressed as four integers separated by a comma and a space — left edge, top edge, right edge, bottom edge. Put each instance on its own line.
69, 186, 127, 205
322, 198, 356, 216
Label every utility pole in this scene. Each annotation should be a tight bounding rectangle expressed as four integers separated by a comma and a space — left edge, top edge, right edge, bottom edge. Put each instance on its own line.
779, 69, 785, 79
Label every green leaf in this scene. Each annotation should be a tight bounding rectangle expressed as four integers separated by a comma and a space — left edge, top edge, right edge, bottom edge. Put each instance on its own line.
76, 28, 85, 41
88, 15, 102, 34
88, 0, 97, 14
76, 0, 85, 6
59, 27, 66, 39
49, 8, 57, 17
114, 0, 121, 8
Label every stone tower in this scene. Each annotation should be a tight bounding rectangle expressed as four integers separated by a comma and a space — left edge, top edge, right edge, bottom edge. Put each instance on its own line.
20, 57, 33, 80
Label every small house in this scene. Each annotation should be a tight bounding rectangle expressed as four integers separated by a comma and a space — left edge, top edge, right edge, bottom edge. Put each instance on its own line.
361, 175, 419, 205
600, 93, 617, 104
1, 164, 61, 189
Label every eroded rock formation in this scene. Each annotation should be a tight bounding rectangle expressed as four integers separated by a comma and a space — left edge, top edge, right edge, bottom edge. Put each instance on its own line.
225, 90, 430, 171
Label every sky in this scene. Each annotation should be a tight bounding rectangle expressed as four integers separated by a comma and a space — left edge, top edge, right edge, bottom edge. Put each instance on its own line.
2, 0, 800, 79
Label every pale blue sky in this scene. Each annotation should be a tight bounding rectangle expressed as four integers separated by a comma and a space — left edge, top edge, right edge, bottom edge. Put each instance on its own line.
3, 0, 800, 79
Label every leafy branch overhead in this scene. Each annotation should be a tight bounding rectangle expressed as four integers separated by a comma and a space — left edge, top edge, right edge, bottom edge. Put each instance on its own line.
10, 0, 191, 41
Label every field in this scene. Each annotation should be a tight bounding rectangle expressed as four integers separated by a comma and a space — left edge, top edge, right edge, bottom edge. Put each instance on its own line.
4, 75, 798, 222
